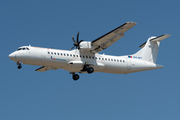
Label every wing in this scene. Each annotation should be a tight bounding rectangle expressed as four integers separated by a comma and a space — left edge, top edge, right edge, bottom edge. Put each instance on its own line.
91, 22, 137, 53
35, 66, 59, 72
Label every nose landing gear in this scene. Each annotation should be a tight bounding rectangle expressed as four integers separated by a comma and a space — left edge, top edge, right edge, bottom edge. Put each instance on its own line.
17, 62, 22, 69
17, 65, 22, 69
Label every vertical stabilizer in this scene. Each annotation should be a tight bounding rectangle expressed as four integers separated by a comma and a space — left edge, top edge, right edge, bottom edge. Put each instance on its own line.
133, 34, 170, 63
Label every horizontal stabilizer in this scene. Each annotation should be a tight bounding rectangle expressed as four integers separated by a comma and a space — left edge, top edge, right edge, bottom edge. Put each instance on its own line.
151, 34, 171, 42
139, 34, 171, 48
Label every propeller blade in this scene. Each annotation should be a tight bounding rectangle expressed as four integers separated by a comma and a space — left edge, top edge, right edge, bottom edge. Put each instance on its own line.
72, 36, 76, 43
70, 31, 83, 50
70, 46, 75, 50
77, 32, 80, 43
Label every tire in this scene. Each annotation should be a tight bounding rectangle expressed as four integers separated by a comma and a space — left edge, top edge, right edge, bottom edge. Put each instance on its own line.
17, 65, 22, 69
87, 67, 94, 74
73, 74, 79, 81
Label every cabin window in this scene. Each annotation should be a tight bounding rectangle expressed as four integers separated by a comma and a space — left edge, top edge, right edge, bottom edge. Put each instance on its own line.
54, 52, 56, 55
80, 55, 82, 58
64, 54, 66, 56
73, 55, 75, 57
51, 52, 53, 54
108, 59, 110, 61
102, 58, 104, 60
61, 53, 63, 55
92, 57, 94, 59
48, 52, 50, 54
86, 56, 88, 59
57, 53, 59, 55
99, 58, 101, 60
117, 60, 119, 62
83, 56, 85, 58
89, 56, 91, 59
123, 60, 125, 63
114, 59, 116, 62
67, 54, 69, 56
70, 54, 72, 57
26, 48, 29, 50
95, 57, 97, 59
111, 59, 113, 61
105, 58, 107, 61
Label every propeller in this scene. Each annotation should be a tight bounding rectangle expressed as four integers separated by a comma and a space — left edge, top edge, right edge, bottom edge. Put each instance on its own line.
70, 32, 84, 49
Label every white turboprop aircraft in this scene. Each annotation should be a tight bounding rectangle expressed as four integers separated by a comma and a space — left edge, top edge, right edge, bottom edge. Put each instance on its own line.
9, 22, 170, 81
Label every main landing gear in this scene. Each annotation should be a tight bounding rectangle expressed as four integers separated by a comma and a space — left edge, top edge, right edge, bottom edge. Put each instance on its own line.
17, 62, 22, 69
87, 67, 94, 74
71, 66, 94, 81
81, 64, 94, 74
72, 73, 80, 81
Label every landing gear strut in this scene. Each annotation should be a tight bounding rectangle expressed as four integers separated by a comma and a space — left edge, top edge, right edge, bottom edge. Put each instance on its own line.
72, 73, 79, 81
81, 64, 94, 74
17, 62, 22, 69
71, 65, 94, 81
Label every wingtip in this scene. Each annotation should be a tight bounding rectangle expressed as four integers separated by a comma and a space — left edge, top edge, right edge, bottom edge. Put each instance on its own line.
161, 34, 171, 38
166, 34, 171, 37
126, 21, 137, 24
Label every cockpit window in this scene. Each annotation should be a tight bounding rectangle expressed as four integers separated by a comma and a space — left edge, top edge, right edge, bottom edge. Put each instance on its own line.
17, 47, 30, 51
17, 48, 22, 51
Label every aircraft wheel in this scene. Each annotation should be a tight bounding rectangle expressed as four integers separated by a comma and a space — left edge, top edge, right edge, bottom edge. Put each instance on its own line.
73, 74, 79, 81
17, 65, 22, 69
87, 67, 94, 74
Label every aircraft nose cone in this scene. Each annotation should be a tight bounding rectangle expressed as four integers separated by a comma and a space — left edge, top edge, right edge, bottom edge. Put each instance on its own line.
9, 52, 16, 60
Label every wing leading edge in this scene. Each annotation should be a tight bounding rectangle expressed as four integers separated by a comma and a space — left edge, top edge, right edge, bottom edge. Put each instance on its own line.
91, 22, 137, 53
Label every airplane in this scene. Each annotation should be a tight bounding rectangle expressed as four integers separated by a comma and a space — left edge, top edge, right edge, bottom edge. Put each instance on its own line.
9, 22, 171, 81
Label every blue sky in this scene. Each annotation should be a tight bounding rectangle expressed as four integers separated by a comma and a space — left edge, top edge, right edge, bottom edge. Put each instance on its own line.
1, 0, 180, 120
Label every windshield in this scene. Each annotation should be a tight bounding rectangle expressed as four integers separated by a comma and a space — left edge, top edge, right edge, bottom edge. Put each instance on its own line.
16, 47, 29, 51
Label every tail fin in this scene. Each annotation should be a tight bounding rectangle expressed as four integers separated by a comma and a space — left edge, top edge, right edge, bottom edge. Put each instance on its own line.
133, 34, 171, 63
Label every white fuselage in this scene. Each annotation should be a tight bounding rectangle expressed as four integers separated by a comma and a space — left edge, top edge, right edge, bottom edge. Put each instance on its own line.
9, 46, 163, 74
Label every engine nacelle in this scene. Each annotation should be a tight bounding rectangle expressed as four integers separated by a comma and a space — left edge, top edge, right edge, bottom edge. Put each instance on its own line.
79, 41, 94, 50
